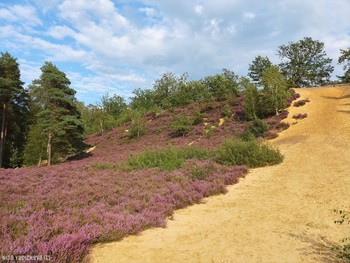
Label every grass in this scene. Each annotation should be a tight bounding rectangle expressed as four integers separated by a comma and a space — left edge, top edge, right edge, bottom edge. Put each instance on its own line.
125, 139, 283, 171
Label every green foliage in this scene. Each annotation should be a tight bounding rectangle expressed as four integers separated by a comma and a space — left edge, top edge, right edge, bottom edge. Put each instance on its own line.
203, 69, 239, 100
250, 119, 269, 138
23, 124, 46, 166
127, 146, 212, 172
185, 162, 216, 181
241, 77, 259, 120
0, 52, 28, 168
338, 48, 350, 83
261, 66, 289, 115
130, 88, 157, 111
278, 37, 334, 87
127, 146, 185, 171
239, 119, 269, 141
128, 111, 147, 140
101, 93, 127, 119
205, 125, 215, 138
25, 62, 84, 165
192, 111, 204, 125
221, 104, 232, 118
248, 55, 273, 84
77, 102, 117, 135
168, 115, 193, 137
215, 139, 283, 168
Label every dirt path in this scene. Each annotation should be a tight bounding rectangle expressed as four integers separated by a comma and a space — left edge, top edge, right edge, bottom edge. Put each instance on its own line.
90, 86, 350, 263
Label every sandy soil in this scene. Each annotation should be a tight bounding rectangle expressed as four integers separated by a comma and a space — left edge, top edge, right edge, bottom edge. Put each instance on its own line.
89, 86, 350, 263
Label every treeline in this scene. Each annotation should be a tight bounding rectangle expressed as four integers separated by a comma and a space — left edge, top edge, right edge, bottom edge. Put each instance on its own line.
1, 37, 350, 168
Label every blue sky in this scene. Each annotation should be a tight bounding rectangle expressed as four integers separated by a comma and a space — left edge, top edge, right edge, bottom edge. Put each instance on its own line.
1, 0, 350, 105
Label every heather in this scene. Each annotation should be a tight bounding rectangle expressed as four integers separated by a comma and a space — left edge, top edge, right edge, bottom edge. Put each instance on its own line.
0, 89, 298, 262
0, 160, 247, 262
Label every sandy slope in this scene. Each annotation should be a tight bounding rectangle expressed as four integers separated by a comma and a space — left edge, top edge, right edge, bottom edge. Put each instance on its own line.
89, 86, 350, 263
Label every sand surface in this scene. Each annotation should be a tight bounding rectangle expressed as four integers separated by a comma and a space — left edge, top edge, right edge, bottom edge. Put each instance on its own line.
89, 86, 350, 263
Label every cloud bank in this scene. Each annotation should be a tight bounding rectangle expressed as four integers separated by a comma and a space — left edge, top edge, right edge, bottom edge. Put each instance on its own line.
1, 0, 349, 104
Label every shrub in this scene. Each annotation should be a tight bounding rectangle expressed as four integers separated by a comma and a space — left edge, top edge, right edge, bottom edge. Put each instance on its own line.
127, 146, 185, 171
185, 161, 216, 181
215, 139, 283, 168
221, 104, 232, 118
192, 111, 204, 125
168, 115, 193, 137
128, 112, 147, 140
240, 119, 269, 140
127, 146, 212, 171
275, 122, 290, 131
293, 99, 310, 107
292, 113, 308, 119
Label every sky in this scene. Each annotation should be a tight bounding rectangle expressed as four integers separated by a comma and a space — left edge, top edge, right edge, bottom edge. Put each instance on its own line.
1, 0, 350, 105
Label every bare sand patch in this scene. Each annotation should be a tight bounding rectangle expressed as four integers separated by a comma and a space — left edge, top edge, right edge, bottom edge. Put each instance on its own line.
89, 86, 350, 263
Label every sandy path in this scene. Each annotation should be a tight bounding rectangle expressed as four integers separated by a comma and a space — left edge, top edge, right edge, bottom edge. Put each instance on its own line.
89, 86, 350, 263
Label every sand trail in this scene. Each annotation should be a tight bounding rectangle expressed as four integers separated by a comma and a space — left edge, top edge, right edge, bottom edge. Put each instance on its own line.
90, 86, 350, 263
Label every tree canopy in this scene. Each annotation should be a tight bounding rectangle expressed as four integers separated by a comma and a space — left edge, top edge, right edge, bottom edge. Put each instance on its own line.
278, 37, 334, 87
0, 52, 28, 168
24, 62, 84, 166
248, 55, 273, 84
338, 48, 350, 83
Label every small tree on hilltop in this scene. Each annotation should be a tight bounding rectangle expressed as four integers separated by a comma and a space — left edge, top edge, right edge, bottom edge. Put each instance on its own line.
278, 37, 334, 87
241, 77, 259, 120
261, 66, 289, 116
338, 48, 350, 83
248, 55, 273, 84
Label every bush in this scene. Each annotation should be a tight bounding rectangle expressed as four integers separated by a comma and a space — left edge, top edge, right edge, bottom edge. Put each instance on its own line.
215, 139, 283, 168
127, 146, 212, 171
192, 111, 204, 125
221, 104, 232, 118
168, 115, 193, 137
293, 99, 310, 107
275, 122, 290, 131
127, 146, 185, 171
292, 113, 308, 119
240, 119, 269, 140
127, 111, 147, 139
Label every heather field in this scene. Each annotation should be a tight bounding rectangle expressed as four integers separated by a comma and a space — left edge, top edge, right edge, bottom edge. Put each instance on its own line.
0, 95, 294, 262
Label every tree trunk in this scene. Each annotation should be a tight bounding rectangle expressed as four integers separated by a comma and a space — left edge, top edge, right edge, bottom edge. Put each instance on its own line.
47, 133, 52, 166
0, 102, 7, 168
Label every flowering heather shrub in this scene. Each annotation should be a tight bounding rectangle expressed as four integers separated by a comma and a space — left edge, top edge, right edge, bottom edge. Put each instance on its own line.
0, 160, 247, 262
275, 122, 290, 131
293, 99, 310, 107
286, 92, 301, 107
293, 113, 308, 119
279, 110, 289, 120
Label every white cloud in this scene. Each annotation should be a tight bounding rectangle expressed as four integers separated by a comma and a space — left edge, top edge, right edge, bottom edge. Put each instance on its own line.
194, 5, 203, 15
48, 25, 77, 39
243, 12, 255, 20
0, 4, 42, 25
1, 0, 350, 104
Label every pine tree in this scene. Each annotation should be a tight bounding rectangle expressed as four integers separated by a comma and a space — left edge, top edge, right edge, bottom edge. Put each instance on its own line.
0, 52, 28, 168
25, 62, 84, 166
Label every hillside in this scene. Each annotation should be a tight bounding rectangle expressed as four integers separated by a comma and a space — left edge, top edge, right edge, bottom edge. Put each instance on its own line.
0, 92, 288, 262
90, 86, 350, 262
